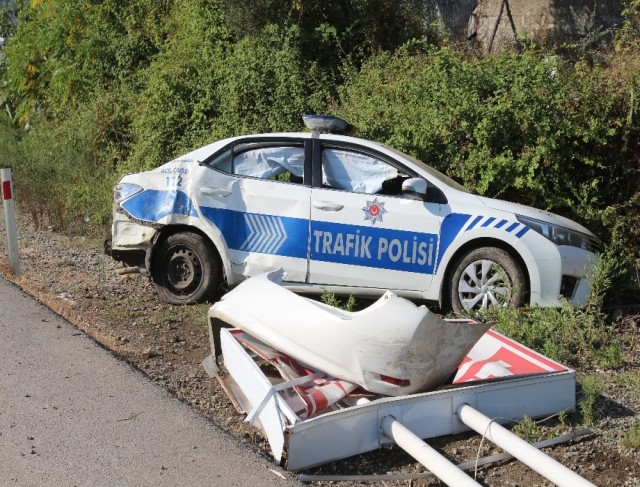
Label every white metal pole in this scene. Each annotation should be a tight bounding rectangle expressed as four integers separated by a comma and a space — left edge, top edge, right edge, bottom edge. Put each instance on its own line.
1, 168, 20, 275
457, 404, 594, 487
380, 415, 481, 487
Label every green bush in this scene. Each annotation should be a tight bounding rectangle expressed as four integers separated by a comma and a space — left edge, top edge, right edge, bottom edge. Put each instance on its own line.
122, 0, 231, 172
578, 375, 604, 427
513, 416, 542, 443
13, 105, 113, 232
214, 24, 331, 137
125, 6, 334, 172
0, 112, 19, 170
487, 303, 623, 369
337, 43, 640, 303
621, 423, 640, 450
221, 0, 442, 63
337, 45, 638, 222
3, 0, 170, 124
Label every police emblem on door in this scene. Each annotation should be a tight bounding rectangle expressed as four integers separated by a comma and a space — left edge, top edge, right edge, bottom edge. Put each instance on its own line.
362, 198, 387, 225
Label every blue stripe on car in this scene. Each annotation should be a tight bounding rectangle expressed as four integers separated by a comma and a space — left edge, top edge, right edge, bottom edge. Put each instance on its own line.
121, 189, 198, 221
126, 189, 532, 275
200, 207, 308, 259
495, 219, 508, 228
481, 217, 496, 227
458, 215, 529, 242
506, 222, 520, 233
466, 215, 483, 231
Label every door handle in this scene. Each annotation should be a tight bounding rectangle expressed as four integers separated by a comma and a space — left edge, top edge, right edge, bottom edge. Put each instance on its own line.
313, 200, 344, 211
200, 187, 231, 198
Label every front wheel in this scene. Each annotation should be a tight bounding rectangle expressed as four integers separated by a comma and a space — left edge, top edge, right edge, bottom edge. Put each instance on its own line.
152, 232, 221, 305
449, 247, 526, 315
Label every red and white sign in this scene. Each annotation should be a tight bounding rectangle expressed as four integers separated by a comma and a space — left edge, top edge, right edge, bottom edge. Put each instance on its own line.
232, 330, 358, 419
230, 327, 567, 420
453, 329, 567, 383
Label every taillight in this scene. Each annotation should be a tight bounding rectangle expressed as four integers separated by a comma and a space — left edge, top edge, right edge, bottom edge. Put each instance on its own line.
380, 374, 411, 386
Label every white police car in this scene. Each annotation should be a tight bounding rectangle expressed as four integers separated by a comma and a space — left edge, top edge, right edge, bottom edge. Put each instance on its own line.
111, 115, 602, 313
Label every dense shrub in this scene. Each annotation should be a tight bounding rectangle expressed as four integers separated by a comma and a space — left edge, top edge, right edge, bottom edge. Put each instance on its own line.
125, 5, 335, 172
337, 45, 638, 219
213, 25, 333, 137
124, 0, 231, 172
336, 44, 640, 303
0, 112, 19, 169
12, 104, 113, 231
4, 0, 171, 124
222, 0, 440, 60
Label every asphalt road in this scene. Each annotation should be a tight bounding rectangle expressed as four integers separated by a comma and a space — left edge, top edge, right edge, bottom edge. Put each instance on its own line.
0, 276, 300, 486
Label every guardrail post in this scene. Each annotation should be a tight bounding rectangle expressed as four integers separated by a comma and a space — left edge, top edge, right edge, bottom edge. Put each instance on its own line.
1, 168, 20, 275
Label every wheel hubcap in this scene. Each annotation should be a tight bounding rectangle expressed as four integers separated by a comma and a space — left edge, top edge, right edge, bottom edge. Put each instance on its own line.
166, 248, 202, 294
458, 259, 511, 311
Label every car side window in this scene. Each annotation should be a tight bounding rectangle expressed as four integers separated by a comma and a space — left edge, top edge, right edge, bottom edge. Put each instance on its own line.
321, 148, 409, 195
209, 143, 304, 184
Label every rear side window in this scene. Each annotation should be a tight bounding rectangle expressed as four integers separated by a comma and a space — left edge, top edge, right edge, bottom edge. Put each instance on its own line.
209, 143, 305, 184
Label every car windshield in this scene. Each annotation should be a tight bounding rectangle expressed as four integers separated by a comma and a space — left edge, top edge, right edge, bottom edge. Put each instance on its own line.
384, 146, 471, 194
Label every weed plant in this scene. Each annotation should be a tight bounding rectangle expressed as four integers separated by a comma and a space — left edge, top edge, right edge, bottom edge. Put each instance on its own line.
485, 304, 622, 370
320, 290, 357, 312
479, 249, 624, 370
621, 423, 640, 450
578, 375, 604, 427
513, 416, 542, 443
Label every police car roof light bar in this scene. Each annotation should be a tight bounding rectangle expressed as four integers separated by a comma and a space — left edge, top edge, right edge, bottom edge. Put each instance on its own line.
303, 114, 355, 135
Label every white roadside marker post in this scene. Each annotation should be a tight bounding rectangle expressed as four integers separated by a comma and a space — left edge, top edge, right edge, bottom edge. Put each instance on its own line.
457, 404, 595, 487
1, 168, 20, 275
380, 415, 481, 487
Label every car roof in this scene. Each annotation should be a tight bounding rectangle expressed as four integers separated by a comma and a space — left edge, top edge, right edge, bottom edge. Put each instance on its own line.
238, 132, 404, 160
175, 132, 398, 165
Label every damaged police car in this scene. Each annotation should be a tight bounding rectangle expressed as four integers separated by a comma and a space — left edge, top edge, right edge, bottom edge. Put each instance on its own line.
110, 115, 602, 313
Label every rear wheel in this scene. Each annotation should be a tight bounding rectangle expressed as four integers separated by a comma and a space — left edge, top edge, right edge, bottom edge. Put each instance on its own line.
449, 247, 526, 315
152, 232, 221, 305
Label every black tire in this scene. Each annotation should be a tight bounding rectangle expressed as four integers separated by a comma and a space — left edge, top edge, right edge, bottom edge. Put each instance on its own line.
152, 232, 221, 305
449, 247, 526, 315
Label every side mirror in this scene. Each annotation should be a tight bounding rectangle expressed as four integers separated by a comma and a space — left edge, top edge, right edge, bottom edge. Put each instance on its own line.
402, 178, 448, 204
402, 178, 428, 200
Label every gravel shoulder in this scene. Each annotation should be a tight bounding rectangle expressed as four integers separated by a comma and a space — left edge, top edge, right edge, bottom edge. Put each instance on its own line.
0, 215, 638, 486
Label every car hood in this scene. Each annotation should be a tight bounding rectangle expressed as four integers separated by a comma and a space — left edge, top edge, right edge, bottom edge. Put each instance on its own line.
476, 196, 595, 236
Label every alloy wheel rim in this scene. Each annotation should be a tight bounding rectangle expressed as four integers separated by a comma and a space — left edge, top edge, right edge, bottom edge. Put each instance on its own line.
457, 259, 511, 311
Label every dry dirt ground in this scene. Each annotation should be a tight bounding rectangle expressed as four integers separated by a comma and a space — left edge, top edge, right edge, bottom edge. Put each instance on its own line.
1, 216, 639, 486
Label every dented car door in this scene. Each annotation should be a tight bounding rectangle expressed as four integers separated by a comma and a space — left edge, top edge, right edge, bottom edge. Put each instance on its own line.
199, 139, 312, 283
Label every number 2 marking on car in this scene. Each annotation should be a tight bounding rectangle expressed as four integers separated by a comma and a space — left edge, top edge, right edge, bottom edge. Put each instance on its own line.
166, 175, 183, 188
